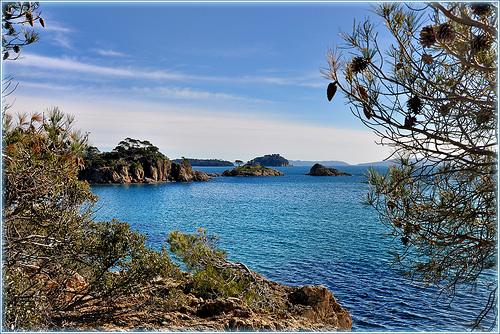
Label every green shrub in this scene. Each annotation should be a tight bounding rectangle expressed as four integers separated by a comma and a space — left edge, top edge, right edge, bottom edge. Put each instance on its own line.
167, 229, 261, 305
2, 110, 179, 330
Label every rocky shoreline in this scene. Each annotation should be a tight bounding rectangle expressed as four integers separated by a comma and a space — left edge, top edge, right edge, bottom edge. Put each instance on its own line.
54, 271, 352, 332
79, 160, 212, 184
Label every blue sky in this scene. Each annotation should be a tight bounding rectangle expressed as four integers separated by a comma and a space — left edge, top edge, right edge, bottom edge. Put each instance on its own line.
3, 1, 395, 164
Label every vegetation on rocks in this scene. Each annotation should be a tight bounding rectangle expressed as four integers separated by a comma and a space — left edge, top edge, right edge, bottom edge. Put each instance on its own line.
2, 109, 179, 330
222, 163, 285, 177
172, 158, 234, 166
248, 153, 291, 167
2, 109, 351, 331
79, 138, 212, 184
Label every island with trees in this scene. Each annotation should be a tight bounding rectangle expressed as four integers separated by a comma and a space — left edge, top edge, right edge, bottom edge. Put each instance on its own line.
78, 138, 212, 184
172, 158, 234, 166
248, 154, 291, 167
221, 163, 284, 177
3, 109, 351, 332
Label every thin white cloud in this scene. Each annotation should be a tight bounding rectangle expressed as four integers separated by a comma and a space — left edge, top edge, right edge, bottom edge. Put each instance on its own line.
93, 49, 127, 57
8, 94, 391, 165
12, 53, 187, 80
10, 53, 324, 88
132, 86, 270, 103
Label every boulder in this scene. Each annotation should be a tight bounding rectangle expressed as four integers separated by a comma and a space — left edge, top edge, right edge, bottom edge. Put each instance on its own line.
289, 285, 352, 331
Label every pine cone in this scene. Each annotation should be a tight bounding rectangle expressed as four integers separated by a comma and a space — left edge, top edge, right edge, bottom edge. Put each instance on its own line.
351, 56, 369, 74
39, 17, 45, 27
407, 95, 423, 114
422, 54, 433, 65
26, 12, 34, 26
404, 115, 417, 128
3, 51, 9, 60
439, 104, 450, 116
363, 105, 372, 119
327, 81, 337, 101
472, 34, 492, 52
395, 62, 404, 70
13, 45, 20, 53
471, 3, 490, 17
419, 26, 436, 47
357, 86, 368, 100
401, 236, 409, 246
436, 22, 455, 43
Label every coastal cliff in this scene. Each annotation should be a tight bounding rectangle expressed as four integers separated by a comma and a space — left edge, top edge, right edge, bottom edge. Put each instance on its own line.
78, 138, 212, 184
79, 159, 212, 184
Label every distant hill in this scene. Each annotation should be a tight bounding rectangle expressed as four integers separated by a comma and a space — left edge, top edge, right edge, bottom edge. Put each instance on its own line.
289, 160, 349, 167
248, 154, 291, 167
172, 158, 234, 167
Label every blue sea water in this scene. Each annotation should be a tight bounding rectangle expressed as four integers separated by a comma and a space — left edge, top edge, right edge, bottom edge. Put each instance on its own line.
90, 165, 497, 332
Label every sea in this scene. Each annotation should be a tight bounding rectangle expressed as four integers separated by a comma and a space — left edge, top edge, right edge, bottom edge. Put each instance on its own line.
90, 165, 497, 332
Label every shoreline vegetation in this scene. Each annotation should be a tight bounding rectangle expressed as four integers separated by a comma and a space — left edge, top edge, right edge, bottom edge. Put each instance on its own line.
4, 119, 352, 331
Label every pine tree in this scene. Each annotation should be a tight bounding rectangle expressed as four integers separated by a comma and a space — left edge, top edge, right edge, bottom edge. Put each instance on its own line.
321, 3, 497, 330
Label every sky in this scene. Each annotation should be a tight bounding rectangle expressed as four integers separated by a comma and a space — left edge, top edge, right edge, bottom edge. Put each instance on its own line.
2, 1, 396, 165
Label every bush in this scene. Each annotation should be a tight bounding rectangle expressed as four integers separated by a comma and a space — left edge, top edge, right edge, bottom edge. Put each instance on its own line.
2, 109, 179, 330
167, 229, 264, 306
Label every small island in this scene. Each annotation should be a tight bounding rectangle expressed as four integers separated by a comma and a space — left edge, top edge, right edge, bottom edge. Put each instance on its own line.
248, 154, 291, 167
79, 138, 212, 184
221, 164, 284, 177
172, 158, 234, 167
306, 164, 352, 176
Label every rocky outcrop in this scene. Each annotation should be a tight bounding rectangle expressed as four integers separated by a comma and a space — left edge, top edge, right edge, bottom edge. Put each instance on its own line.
79, 160, 212, 184
306, 163, 352, 176
289, 285, 352, 330
56, 274, 352, 332
221, 164, 284, 177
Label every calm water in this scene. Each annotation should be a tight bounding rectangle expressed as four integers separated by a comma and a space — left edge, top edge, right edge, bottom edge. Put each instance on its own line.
91, 166, 497, 332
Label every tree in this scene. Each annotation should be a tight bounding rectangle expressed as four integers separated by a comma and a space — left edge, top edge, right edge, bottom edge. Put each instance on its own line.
2, 2, 45, 60
2, 108, 178, 330
321, 2, 497, 330
235, 159, 244, 167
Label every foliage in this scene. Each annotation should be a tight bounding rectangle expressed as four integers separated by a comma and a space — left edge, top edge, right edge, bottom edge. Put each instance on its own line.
248, 154, 290, 167
322, 2, 497, 330
2, 109, 179, 330
233, 163, 270, 172
2, 2, 45, 60
112, 137, 165, 161
172, 158, 234, 166
83, 137, 167, 169
167, 229, 264, 306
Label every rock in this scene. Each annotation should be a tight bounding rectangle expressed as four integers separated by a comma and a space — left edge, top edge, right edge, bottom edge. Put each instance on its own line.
197, 297, 252, 318
306, 164, 352, 176
289, 285, 352, 331
79, 160, 212, 184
